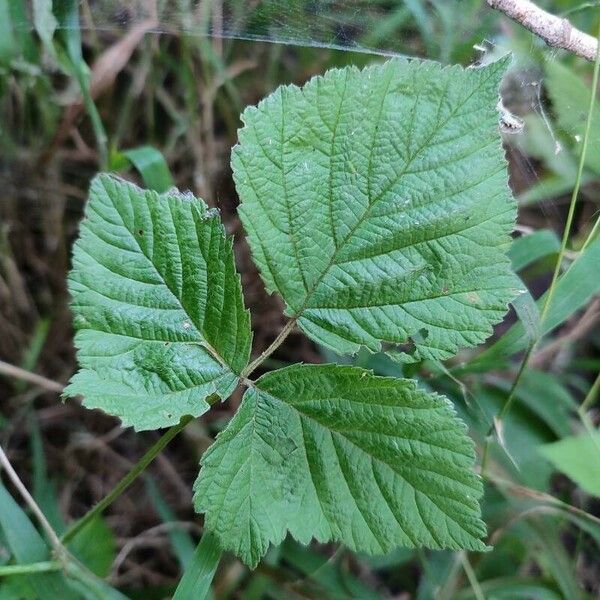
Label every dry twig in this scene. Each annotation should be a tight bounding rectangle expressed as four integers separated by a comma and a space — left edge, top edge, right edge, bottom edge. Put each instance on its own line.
0, 360, 64, 393
487, 0, 598, 61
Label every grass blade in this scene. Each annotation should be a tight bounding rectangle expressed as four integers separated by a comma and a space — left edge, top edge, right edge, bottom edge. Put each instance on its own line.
466, 235, 600, 372
145, 478, 195, 569
172, 532, 221, 600
509, 230, 560, 272
0, 482, 75, 599
122, 146, 174, 193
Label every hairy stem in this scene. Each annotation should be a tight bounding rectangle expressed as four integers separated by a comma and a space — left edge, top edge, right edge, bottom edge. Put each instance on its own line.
241, 318, 297, 379
61, 416, 191, 544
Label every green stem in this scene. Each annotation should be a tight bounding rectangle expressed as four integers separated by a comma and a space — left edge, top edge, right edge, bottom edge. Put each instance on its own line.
578, 373, 600, 461
241, 318, 297, 379
580, 214, 600, 252
482, 35, 600, 475
480, 344, 533, 476
59, 0, 108, 169
61, 416, 191, 545
540, 45, 600, 325
495, 344, 534, 424
0, 561, 62, 577
459, 552, 486, 600
579, 370, 600, 414
479, 436, 492, 477
80, 82, 109, 170
173, 531, 222, 600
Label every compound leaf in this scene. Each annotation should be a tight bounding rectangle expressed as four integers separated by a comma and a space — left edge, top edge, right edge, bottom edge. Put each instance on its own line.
66, 174, 252, 430
233, 58, 519, 362
194, 364, 486, 567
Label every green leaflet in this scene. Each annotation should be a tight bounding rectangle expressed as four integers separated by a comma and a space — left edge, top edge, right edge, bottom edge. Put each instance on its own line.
65, 174, 252, 431
233, 57, 520, 362
194, 364, 487, 567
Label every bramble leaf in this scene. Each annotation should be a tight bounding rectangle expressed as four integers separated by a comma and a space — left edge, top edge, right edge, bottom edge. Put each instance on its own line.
194, 364, 487, 567
65, 174, 252, 430
233, 58, 519, 361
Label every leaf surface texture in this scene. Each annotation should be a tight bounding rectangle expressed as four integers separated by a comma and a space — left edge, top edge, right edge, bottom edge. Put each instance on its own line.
66, 174, 251, 430
233, 58, 519, 360
194, 364, 486, 567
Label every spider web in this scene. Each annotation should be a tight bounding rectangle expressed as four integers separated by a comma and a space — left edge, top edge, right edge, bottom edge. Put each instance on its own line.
6, 1, 597, 237
11, 1, 588, 196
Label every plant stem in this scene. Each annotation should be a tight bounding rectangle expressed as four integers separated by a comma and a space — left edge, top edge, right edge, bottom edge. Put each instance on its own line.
496, 344, 534, 424
81, 85, 109, 170
0, 447, 103, 587
459, 552, 486, 600
487, 0, 598, 61
0, 561, 62, 577
480, 343, 534, 475
579, 370, 600, 415
61, 416, 191, 545
578, 372, 600, 455
241, 318, 297, 379
540, 51, 600, 325
580, 214, 600, 252
484, 472, 600, 526
0, 468, 123, 592
481, 29, 600, 476
0, 445, 64, 555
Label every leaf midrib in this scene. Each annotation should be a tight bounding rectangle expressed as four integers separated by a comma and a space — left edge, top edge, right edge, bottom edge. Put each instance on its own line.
256, 387, 481, 492
102, 181, 233, 373
253, 386, 483, 546
283, 65, 500, 323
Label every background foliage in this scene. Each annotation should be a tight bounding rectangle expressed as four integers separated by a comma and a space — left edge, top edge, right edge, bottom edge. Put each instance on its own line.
0, 0, 599, 598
